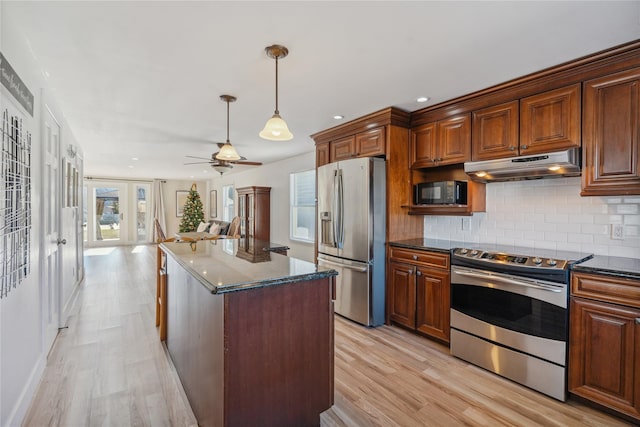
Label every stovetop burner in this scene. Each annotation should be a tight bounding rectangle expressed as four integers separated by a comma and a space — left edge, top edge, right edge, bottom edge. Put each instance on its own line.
451, 245, 593, 283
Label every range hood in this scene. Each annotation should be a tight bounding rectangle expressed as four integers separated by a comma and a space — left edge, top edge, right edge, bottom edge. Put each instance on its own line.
464, 148, 581, 182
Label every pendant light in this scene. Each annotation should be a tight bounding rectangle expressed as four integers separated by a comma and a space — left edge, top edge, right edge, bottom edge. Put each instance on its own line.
259, 44, 293, 141
216, 95, 241, 161
212, 163, 233, 175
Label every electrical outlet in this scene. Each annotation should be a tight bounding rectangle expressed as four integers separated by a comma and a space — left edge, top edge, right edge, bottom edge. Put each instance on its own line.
611, 224, 624, 240
461, 218, 471, 231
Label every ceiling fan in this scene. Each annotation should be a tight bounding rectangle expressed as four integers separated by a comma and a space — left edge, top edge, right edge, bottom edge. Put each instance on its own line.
184, 95, 263, 175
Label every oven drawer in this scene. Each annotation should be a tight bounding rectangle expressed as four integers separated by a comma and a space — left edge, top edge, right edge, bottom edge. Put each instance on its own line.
389, 247, 449, 270
571, 272, 640, 309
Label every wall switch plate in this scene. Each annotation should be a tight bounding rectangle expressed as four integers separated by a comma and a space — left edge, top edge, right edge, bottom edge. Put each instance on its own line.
461, 218, 471, 231
611, 224, 624, 240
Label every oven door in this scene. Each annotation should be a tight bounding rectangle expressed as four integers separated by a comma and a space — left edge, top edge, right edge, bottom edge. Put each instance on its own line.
450, 266, 568, 365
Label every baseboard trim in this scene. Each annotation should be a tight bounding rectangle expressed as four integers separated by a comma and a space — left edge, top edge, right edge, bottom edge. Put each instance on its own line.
2, 353, 45, 427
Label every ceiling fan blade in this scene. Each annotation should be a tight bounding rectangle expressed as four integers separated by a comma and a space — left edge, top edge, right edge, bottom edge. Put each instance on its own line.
233, 161, 263, 166
185, 155, 213, 160
183, 161, 214, 165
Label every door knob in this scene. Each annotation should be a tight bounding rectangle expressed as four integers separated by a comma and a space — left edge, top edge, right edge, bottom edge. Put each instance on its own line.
57, 238, 67, 245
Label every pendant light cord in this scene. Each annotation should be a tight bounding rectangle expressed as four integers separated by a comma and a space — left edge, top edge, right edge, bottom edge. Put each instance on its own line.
226, 98, 230, 142
274, 56, 279, 115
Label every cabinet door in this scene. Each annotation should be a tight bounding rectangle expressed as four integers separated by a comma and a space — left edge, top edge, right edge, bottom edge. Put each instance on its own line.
520, 84, 581, 155
316, 142, 330, 167
472, 101, 519, 161
356, 127, 385, 157
569, 297, 640, 420
582, 68, 640, 196
237, 194, 247, 237
410, 122, 437, 168
388, 261, 416, 329
416, 267, 450, 343
437, 114, 471, 166
330, 136, 356, 162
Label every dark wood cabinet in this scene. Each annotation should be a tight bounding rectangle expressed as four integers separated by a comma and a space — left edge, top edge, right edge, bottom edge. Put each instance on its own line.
355, 127, 385, 157
316, 142, 330, 167
471, 85, 580, 161
582, 68, 640, 196
388, 246, 450, 343
569, 271, 640, 422
330, 135, 356, 162
236, 186, 270, 242
472, 101, 519, 161
411, 114, 471, 169
519, 83, 581, 155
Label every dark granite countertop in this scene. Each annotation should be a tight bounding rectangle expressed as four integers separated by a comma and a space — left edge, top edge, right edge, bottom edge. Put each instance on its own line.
572, 255, 640, 280
160, 238, 337, 294
389, 238, 462, 254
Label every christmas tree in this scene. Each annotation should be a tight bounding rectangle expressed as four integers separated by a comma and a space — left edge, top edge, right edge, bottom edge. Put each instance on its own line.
179, 183, 205, 232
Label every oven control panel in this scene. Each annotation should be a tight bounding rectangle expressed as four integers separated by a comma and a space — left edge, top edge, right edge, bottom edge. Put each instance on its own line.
452, 248, 568, 270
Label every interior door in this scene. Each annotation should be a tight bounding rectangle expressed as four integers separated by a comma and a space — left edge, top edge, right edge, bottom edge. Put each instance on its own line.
42, 106, 61, 353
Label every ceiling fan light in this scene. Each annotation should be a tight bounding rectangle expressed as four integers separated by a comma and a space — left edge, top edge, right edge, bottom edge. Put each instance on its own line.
216, 142, 241, 161
259, 113, 293, 141
213, 164, 233, 175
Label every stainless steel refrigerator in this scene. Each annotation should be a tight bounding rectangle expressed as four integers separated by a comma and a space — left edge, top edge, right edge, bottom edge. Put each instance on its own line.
317, 156, 385, 327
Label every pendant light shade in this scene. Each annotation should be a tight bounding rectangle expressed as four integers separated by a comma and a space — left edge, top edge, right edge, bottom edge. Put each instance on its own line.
213, 163, 233, 175
260, 44, 293, 141
216, 95, 241, 161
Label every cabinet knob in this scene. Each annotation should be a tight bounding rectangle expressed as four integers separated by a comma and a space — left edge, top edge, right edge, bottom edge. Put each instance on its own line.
408, 270, 412, 275
636, 318, 640, 325
520, 144, 528, 150
509, 146, 516, 151
412, 255, 418, 260
416, 271, 422, 276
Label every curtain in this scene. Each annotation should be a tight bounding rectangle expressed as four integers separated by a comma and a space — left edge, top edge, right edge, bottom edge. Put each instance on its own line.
152, 179, 166, 242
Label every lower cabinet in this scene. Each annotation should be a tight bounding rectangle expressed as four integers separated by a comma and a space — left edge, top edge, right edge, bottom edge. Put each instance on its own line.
569, 272, 640, 422
388, 247, 450, 343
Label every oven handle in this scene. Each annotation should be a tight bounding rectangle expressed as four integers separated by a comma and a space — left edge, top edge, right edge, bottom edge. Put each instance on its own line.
452, 268, 563, 293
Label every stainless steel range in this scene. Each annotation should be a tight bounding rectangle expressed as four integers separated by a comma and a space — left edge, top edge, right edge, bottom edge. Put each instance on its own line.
450, 245, 592, 401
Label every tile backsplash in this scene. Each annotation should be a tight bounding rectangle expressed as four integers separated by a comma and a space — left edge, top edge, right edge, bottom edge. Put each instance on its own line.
423, 177, 640, 258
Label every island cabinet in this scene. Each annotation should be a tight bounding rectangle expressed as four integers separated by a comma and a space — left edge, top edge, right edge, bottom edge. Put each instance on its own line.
471, 84, 581, 161
410, 114, 471, 169
161, 240, 337, 427
236, 186, 270, 242
581, 67, 640, 196
388, 246, 450, 343
569, 271, 640, 422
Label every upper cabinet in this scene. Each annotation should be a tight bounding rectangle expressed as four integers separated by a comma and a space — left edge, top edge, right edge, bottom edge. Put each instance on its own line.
330, 135, 356, 162
317, 126, 386, 166
355, 127, 386, 157
316, 142, 330, 167
581, 67, 640, 196
410, 114, 471, 169
471, 84, 581, 161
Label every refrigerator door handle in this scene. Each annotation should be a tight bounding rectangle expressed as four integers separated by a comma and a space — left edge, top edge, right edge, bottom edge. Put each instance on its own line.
318, 257, 368, 273
332, 171, 339, 247
337, 169, 344, 248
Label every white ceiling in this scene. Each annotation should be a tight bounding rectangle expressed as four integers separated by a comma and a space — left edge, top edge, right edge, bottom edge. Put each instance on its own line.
4, 1, 640, 180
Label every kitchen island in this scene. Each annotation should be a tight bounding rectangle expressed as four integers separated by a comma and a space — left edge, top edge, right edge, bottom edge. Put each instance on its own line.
159, 238, 337, 427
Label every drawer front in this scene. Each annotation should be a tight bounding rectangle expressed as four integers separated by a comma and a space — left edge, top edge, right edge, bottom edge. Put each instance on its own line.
571, 272, 640, 309
389, 247, 449, 270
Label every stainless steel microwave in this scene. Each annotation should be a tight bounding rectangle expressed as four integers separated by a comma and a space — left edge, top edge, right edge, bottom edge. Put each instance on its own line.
415, 180, 467, 205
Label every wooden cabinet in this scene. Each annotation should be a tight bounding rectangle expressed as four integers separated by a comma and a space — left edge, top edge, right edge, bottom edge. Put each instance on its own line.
388, 246, 450, 343
325, 127, 386, 164
236, 186, 271, 242
472, 101, 519, 161
411, 114, 471, 169
582, 68, 640, 196
471, 84, 580, 161
520, 84, 581, 154
569, 271, 640, 422
316, 142, 330, 167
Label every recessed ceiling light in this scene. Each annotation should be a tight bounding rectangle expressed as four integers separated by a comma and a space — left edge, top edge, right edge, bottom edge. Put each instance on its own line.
203, 170, 208, 173
131, 157, 138, 161
333, 115, 344, 120
128, 165, 133, 168
190, 175, 194, 179
416, 96, 430, 103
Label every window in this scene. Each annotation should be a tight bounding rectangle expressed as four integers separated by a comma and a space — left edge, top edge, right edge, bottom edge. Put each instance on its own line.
290, 170, 315, 243
222, 184, 235, 222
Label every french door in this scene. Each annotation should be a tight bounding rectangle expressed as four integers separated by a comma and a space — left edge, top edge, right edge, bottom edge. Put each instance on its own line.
83, 180, 151, 246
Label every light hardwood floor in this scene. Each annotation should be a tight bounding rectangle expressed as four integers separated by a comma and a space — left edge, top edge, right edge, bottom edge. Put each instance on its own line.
23, 245, 634, 426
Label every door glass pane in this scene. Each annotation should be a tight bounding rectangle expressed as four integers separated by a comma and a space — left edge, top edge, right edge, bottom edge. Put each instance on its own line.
136, 185, 149, 241
95, 187, 120, 241
83, 185, 87, 242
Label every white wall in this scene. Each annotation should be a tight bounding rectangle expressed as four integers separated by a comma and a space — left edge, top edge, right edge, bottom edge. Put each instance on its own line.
424, 177, 640, 259
211, 151, 316, 262
1, 9, 83, 427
